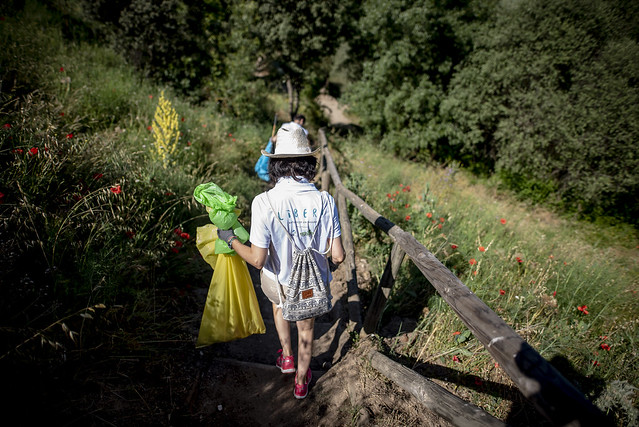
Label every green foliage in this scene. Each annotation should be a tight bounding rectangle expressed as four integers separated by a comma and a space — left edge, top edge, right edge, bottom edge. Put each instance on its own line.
344, 0, 490, 139
228, 0, 359, 118
0, 2, 268, 328
78, 0, 227, 97
441, 0, 639, 222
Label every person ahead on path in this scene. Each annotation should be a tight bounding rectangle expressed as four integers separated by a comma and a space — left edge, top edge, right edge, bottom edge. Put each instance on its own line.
218, 122, 345, 399
289, 114, 308, 136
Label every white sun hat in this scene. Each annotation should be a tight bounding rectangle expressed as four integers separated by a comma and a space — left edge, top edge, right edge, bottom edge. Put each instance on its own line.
262, 122, 319, 158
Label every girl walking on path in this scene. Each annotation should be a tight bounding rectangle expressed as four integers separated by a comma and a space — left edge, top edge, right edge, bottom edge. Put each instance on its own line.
218, 122, 345, 399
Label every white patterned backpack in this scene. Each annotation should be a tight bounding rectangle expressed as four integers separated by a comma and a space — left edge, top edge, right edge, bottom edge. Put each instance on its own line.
266, 192, 333, 321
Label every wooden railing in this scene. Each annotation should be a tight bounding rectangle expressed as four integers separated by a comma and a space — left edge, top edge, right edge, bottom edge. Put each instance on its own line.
318, 128, 611, 427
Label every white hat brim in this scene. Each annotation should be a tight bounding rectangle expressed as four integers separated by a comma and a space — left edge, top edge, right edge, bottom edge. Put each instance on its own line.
261, 147, 321, 158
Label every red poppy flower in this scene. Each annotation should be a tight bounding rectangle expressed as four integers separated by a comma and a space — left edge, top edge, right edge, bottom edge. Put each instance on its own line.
592, 360, 600, 367
451, 244, 458, 249
405, 215, 411, 221
426, 212, 432, 218
165, 192, 174, 196
59, 67, 64, 72
228, 133, 232, 137
577, 305, 589, 315
500, 218, 507, 225
29, 147, 38, 156
439, 217, 445, 223
232, 138, 236, 142
147, 126, 152, 131
180, 232, 190, 240
405, 203, 410, 208
600, 343, 610, 351
516, 257, 523, 263
399, 184, 403, 187
66, 133, 73, 139
452, 331, 461, 336
181, 117, 185, 122
3, 123, 11, 129
72, 194, 82, 201
553, 291, 557, 297
148, 95, 153, 99
437, 224, 442, 229
387, 193, 391, 198
405, 185, 410, 192
187, 141, 192, 146
175, 241, 183, 247
60, 112, 65, 116
12, 148, 23, 154
499, 289, 505, 295
0, 191, 5, 204
452, 356, 460, 363
478, 246, 485, 252
171, 247, 179, 254
110, 185, 122, 194
469, 258, 477, 265
174, 227, 182, 235
93, 173, 103, 180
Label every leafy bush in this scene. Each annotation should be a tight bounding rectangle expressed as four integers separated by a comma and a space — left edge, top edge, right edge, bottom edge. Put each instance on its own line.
442, 0, 639, 222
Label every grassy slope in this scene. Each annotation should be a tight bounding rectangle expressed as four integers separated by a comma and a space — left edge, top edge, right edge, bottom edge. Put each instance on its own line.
330, 137, 638, 423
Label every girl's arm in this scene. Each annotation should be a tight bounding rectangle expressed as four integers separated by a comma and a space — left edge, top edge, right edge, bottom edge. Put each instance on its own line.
228, 239, 268, 270
330, 236, 345, 265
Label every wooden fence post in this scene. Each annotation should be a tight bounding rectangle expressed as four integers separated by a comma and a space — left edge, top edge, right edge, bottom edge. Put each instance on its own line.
337, 191, 361, 330
320, 138, 330, 192
362, 242, 405, 335
319, 129, 361, 331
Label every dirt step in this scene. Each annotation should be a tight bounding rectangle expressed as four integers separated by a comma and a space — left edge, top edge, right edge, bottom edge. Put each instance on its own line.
184, 357, 328, 426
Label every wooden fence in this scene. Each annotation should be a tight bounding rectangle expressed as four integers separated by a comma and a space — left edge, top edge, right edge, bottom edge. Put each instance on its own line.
318, 128, 611, 427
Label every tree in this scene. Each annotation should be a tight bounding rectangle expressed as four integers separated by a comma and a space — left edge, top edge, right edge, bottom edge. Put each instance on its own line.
239, 0, 358, 120
442, 0, 639, 220
342, 0, 491, 160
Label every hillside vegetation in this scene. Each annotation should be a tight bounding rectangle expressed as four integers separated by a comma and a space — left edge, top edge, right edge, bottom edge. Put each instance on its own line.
1, 1, 637, 425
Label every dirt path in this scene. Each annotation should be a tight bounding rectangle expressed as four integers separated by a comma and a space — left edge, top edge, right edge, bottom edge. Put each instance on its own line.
184, 257, 450, 426
315, 90, 359, 128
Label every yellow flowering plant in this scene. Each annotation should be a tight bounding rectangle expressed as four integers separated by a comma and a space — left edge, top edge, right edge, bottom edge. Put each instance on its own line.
151, 91, 179, 168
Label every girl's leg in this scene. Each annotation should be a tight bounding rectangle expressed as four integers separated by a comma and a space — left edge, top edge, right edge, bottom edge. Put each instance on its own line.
295, 317, 315, 384
273, 303, 293, 357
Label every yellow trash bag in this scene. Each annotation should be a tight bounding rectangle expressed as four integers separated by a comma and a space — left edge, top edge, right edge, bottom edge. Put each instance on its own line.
195, 224, 266, 347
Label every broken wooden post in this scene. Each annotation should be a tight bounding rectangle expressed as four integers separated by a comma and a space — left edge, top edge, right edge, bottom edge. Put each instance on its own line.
362, 242, 405, 335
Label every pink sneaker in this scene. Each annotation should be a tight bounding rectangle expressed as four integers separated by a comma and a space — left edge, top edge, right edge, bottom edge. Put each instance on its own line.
294, 368, 312, 399
276, 349, 295, 374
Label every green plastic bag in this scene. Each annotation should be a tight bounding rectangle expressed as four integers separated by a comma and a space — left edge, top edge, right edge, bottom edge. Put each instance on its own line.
193, 182, 250, 254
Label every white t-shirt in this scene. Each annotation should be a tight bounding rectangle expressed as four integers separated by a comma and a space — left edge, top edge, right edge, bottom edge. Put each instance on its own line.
250, 177, 341, 287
